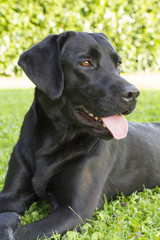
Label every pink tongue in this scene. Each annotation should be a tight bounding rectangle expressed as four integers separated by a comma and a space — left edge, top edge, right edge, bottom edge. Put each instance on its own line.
102, 114, 128, 140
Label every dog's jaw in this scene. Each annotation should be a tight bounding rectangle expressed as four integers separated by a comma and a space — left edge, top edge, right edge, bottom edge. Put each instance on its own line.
72, 107, 128, 140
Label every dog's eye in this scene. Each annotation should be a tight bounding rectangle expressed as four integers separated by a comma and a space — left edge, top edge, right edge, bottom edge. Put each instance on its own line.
116, 62, 121, 68
81, 60, 91, 67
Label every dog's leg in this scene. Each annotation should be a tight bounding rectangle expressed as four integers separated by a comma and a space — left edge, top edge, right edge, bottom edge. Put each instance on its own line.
13, 207, 84, 240
0, 192, 36, 214
0, 190, 97, 240
13, 162, 103, 240
0, 148, 36, 214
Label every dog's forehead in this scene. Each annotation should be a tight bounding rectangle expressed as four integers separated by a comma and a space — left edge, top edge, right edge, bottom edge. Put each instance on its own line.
62, 32, 116, 56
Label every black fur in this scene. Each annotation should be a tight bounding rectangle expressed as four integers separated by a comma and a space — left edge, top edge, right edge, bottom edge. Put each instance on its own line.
0, 31, 160, 240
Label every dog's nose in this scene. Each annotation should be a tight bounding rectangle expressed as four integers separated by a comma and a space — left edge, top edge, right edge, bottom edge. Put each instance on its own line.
121, 85, 140, 102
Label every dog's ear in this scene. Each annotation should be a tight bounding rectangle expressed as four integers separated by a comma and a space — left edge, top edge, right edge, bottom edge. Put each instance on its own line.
18, 33, 72, 100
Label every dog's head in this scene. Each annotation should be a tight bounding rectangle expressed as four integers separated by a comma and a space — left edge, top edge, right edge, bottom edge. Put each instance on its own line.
18, 31, 139, 140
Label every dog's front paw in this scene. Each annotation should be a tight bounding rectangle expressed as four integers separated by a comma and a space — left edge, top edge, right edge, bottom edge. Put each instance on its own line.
0, 212, 21, 240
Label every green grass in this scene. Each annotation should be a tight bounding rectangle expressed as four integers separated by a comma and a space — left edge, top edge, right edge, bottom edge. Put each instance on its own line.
0, 89, 160, 240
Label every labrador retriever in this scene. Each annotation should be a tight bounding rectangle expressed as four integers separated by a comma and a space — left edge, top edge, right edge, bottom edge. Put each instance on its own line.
0, 31, 160, 240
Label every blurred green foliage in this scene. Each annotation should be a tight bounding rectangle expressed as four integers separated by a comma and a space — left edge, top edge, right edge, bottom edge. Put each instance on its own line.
0, 0, 160, 76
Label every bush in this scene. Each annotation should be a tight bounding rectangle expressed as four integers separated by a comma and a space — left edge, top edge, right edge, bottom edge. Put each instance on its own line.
0, 0, 160, 75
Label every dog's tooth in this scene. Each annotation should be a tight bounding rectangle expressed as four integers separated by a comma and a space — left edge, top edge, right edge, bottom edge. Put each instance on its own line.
103, 123, 106, 128
95, 117, 98, 120
89, 113, 94, 117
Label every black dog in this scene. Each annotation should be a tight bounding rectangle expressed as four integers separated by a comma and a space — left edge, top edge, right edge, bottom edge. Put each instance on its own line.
0, 31, 160, 240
